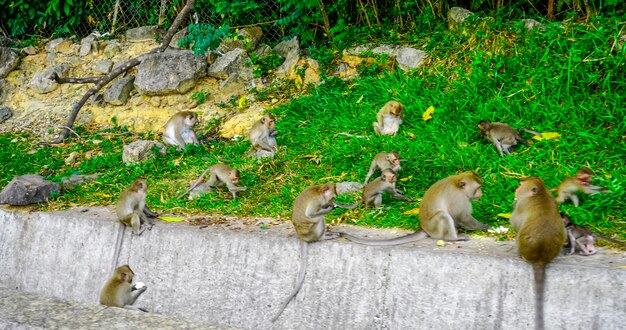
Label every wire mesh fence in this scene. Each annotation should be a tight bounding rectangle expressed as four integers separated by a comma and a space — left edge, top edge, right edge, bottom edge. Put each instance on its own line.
56, 0, 286, 42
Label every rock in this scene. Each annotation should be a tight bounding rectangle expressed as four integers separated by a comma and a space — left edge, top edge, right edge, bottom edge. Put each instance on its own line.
396, 47, 428, 70
293, 58, 321, 85
28, 63, 71, 94
61, 173, 99, 190
135, 50, 207, 96
94, 60, 113, 74
274, 37, 300, 77
521, 19, 545, 31
0, 47, 19, 78
104, 76, 135, 105
208, 48, 253, 81
253, 44, 272, 58
126, 26, 162, 42
0, 174, 61, 206
22, 46, 38, 55
448, 7, 474, 26
0, 79, 6, 103
103, 40, 121, 58
45, 38, 65, 52
336, 182, 364, 194
171, 29, 187, 49
0, 106, 12, 123
79, 35, 98, 57
372, 45, 400, 57
217, 27, 263, 53
122, 140, 166, 164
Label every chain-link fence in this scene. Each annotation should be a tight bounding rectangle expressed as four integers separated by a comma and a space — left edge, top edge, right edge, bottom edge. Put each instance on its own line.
53, 0, 286, 42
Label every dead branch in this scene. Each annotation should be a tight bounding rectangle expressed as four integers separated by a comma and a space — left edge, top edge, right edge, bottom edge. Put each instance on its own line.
45, 0, 197, 144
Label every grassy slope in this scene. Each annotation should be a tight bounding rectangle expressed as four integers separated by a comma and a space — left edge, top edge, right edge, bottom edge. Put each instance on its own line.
1, 15, 624, 240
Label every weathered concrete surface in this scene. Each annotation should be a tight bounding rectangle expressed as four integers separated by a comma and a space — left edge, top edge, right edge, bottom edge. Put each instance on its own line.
0, 288, 230, 329
0, 207, 625, 330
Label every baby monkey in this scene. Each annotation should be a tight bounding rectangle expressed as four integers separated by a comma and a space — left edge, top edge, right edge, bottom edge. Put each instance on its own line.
555, 167, 609, 207
163, 111, 200, 150
562, 212, 625, 256
373, 101, 404, 136
477, 120, 540, 157
177, 163, 247, 200
364, 151, 401, 185
116, 178, 159, 236
100, 264, 148, 312
362, 169, 413, 208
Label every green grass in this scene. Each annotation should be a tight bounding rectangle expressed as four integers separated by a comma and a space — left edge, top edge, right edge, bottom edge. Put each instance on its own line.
1, 14, 625, 242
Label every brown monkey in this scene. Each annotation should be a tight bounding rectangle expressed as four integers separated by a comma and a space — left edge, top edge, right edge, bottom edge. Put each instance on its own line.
163, 111, 200, 150
271, 183, 353, 322
555, 168, 609, 206
248, 114, 279, 158
362, 169, 413, 208
364, 151, 401, 184
561, 212, 625, 256
477, 120, 541, 157
510, 176, 565, 330
116, 178, 159, 236
340, 171, 488, 245
177, 163, 246, 200
100, 265, 148, 312
373, 101, 404, 136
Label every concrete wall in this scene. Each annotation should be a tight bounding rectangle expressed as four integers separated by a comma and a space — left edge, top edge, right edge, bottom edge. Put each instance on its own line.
1, 207, 625, 330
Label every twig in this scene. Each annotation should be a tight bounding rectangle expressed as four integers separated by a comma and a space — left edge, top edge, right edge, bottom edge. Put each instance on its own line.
59, 126, 82, 139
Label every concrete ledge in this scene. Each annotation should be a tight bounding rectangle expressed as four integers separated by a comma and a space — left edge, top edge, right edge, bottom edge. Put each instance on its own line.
1, 207, 625, 329
0, 288, 229, 329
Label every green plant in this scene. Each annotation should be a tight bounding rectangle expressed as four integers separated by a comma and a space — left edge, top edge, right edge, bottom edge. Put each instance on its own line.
178, 23, 230, 56
191, 91, 209, 106
250, 52, 283, 78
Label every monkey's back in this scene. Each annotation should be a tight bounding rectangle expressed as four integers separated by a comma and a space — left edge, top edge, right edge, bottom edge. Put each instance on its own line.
100, 280, 126, 307
517, 197, 565, 263
291, 187, 325, 242
419, 177, 468, 222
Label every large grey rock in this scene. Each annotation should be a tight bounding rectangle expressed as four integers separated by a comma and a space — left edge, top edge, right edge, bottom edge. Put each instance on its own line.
103, 40, 121, 58
0, 47, 19, 78
45, 38, 65, 52
135, 50, 207, 95
122, 140, 166, 164
28, 63, 71, 94
126, 25, 162, 42
448, 7, 474, 25
208, 48, 253, 81
274, 37, 300, 76
396, 47, 428, 70
0, 174, 60, 205
104, 76, 135, 105
372, 44, 400, 57
0, 106, 12, 123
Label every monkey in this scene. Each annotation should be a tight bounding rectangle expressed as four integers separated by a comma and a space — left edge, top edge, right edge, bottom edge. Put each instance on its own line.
163, 111, 200, 150
362, 169, 413, 208
340, 171, 488, 245
509, 176, 565, 330
477, 120, 541, 157
561, 212, 625, 256
373, 100, 404, 136
554, 167, 609, 206
176, 163, 246, 200
248, 114, 279, 158
363, 151, 401, 184
116, 178, 159, 236
100, 265, 148, 312
271, 183, 354, 322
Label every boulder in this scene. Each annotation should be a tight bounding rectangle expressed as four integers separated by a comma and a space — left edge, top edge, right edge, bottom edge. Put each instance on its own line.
396, 47, 428, 70
122, 140, 167, 164
0, 47, 19, 78
0, 174, 61, 206
448, 7, 474, 26
94, 60, 114, 74
103, 40, 121, 58
208, 48, 253, 81
28, 63, 71, 94
274, 37, 300, 77
126, 26, 162, 42
135, 50, 207, 95
104, 76, 135, 105
521, 19, 545, 31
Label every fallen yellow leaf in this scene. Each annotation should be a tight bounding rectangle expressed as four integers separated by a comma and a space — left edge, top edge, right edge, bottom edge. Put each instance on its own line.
294, 75, 303, 90
436, 240, 445, 247
422, 106, 435, 121
356, 95, 364, 104
93, 192, 112, 198
403, 207, 420, 215
238, 95, 247, 109
615, 265, 626, 269
498, 213, 511, 219
399, 175, 413, 182
532, 132, 560, 141
158, 216, 186, 223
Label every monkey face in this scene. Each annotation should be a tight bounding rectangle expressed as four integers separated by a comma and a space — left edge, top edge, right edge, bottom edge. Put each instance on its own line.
184, 114, 198, 127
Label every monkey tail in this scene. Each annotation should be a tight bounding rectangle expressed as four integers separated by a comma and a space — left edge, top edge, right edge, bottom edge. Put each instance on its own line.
271, 240, 308, 323
532, 262, 547, 330
338, 230, 428, 246
110, 223, 126, 274
176, 166, 212, 199
595, 235, 626, 248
